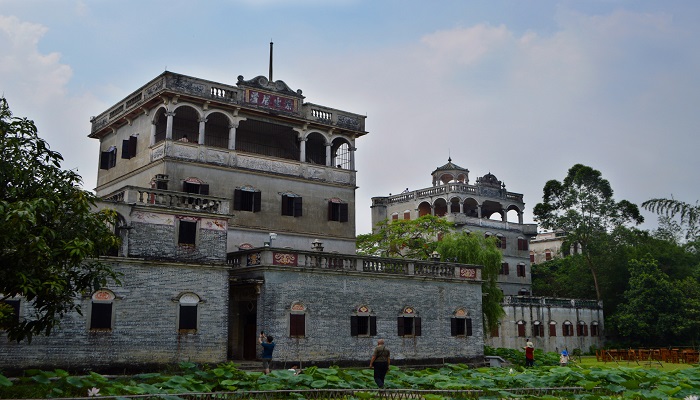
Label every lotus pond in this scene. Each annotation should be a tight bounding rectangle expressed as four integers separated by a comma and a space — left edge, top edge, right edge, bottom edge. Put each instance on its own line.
2, 360, 700, 399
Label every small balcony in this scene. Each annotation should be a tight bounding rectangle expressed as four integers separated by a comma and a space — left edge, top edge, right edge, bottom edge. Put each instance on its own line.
103, 186, 230, 215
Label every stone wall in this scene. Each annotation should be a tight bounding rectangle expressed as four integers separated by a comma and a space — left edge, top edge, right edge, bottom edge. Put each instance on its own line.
0, 259, 230, 372
248, 268, 485, 366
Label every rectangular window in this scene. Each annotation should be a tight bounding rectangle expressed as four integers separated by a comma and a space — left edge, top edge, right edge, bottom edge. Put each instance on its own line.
397, 316, 421, 337
121, 136, 138, 159
530, 253, 535, 263
500, 263, 509, 275
545, 251, 552, 261
350, 315, 377, 336
183, 181, 209, 195
563, 323, 574, 337
490, 324, 499, 337
290, 314, 306, 337
179, 305, 198, 332
549, 323, 557, 337
577, 323, 588, 337
451, 318, 473, 337
391, 214, 398, 221
498, 236, 507, 249
282, 195, 303, 217
517, 322, 526, 337
517, 264, 526, 277
90, 302, 113, 330
0, 299, 20, 329
591, 323, 599, 337
517, 238, 528, 251
234, 189, 261, 212
100, 147, 117, 170
328, 201, 349, 222
532, 323, 544, 337
178, 220, 197, 246
403, 211, 411, 220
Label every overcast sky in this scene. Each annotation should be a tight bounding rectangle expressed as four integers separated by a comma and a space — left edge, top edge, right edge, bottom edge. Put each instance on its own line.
1, 0, 698, 235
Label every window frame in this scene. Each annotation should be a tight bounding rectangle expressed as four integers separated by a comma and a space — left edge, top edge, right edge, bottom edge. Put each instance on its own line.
89, 290, 115, 331
121, 135, 138, 159
178, 219, 198, 246
549, 321, 557, 337
397, 306, 421, 337
281, 194, 303, 217
177, 293, 200, 334
532, 321, 544, 337
591, 321, 600, 337
563, 321, 574, 337
517, 320, 526, 337
450, 308, 473, 337
500, 262, 509, 275
289, 302, 307, 338
517, 263, 526, 277
350, 305, 376, 337
100, 146, 117, 170
328, 199, 349, 222
234, 188, 261, 212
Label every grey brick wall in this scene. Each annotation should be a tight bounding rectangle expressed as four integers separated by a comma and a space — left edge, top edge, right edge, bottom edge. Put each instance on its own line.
253, 269, 484, 365
0, 259, 230, 371
128, 221, 226, 263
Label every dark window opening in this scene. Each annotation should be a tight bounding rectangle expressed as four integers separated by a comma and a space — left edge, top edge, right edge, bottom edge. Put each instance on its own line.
517, 322, 526, 337
290, 314, 306, 337
549, 323, 557, 337
237, 119, 299, 161
577, 323, 589, 337
500, 263, 509, 275
183, 181, 209, 195
204, 112, 229, 149
591, 323, 599, 337
518, 238, 529, 251
234, 189, 261, 212
532, 322, 544, 337
397, 316, 421, 337
563, 322, 574, 337
451, 318, 473, 337
100, 147, 117, 170
178, 220, 197, 246
497, 236, 506, 249
282, 195, 302, 217
351, 315, 377, 336
179, 305, 198, 331
121, 136, 138, 159
517, 264, 526, 277
90, 302, 113, 330
328, 201, 348, 222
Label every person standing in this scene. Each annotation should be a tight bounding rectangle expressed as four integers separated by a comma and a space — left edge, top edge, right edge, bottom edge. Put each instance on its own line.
259, 331, 275, 374
369, 338, 390, 388
524, 340, 535, 367
560, 350, 569, 366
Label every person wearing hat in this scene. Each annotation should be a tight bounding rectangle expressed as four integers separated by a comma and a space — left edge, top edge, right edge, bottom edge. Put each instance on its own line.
523, 340, 535, 367
560, 350, 569, 366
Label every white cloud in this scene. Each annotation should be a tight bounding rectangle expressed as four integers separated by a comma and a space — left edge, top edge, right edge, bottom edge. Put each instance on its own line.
0, 14, 104, 190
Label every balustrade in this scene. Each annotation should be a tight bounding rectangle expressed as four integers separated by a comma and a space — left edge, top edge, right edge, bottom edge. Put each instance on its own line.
101, 186, 229, 215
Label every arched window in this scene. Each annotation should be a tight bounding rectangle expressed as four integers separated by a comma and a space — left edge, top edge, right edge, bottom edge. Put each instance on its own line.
577, 321, 589, 337
517, 320, 526, 337
90, 289, 115, 331
549, 321, 557, 337
532, 320, 544, 337
290, 302, 307, 338
351, 305, 376, 337
591, 321, 600, 337
563, 320, 574, 337
178, 292, 201, 333
397, 306, 421, 337
450, 308, 473, 337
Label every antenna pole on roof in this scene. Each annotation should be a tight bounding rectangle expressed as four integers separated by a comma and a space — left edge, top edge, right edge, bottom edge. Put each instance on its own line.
269, 41, 273, 82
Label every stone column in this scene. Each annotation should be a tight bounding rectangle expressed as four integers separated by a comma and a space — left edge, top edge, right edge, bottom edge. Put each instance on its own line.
431, 205, 435, 216
350, 146, 357, 170
228, 122, 238, 150
150, 121, 156, 146
325, 142, 332, 167
198, 117, 207, 145
477, 204, 482, 219
299, 138, 307, 162
165, 111, 175, 140
503, 208, 508, 223
518, 211, 523, 225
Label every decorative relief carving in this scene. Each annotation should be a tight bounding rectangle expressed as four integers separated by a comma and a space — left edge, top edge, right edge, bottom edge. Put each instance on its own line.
201, 218, 227, 231
459, 267, 477, 279
337, 114, 360, 130
273, 252, 298, 266
171, 143, 198, 160
145, 78, 164, 98
151, 144, 165, 161
247, 253, 261, 266
238, 155, 299, 176
170, 76, 206, 96
206, 148, 229, 165
132, 211, 174, 226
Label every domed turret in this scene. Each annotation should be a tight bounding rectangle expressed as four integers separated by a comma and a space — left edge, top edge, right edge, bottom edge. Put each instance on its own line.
431, 157, 470, 186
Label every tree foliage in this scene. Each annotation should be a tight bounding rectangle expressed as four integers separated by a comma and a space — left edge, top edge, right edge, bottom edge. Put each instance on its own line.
643, 197, 700, 248
356, 215, 452, 259
435, 232, 504, 333
533, 164, 643, 300
0, 97, 120, 342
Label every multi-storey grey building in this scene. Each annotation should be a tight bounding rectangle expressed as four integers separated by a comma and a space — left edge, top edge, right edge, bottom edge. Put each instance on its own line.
370, 159, 604, 354
1, 71, 486, 371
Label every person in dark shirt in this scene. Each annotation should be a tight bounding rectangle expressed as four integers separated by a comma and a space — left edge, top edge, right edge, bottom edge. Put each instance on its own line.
369, 338, 390, 388
259, 331, 275, 374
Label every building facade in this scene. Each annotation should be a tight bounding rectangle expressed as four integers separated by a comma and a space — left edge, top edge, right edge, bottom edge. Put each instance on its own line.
369, 159, 604, 353
1, 71, 487, 371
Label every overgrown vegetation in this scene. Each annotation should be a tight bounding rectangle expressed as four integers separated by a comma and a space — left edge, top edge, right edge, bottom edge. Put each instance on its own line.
3, 359, 700, 399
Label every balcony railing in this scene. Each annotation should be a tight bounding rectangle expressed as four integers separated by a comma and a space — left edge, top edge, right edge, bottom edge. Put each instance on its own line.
103, 186, 230, 215
505, 295, 602, 309
227, 248, 482, 282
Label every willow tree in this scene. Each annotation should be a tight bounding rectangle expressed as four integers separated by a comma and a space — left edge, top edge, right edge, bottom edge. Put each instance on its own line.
0, 97, 120, 342
533, 164, 644, 301
435, 232, 504, 334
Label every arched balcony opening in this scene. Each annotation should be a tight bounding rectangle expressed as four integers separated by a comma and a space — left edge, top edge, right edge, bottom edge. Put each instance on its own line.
455, 173, 467, 183
153, 108, 167, 144
236, 119, 299, 161
482, 200, 504, 221
439, 173, 454, 185
305, 132, 327, 165
434, 198, 448, 217
463, 198, 478, 218
204, 112, 229, 149
449, 197, 461, 213
172, 106, 199, 142
418, 202, 432, 217
331, 137, 351, 169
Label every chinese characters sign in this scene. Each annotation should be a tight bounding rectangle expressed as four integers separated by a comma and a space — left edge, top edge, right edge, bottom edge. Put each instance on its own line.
246, 90, 297, 112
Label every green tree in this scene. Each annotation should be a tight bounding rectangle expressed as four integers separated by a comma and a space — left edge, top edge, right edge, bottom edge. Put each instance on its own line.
611, 255, 686, 346
643, 197, 700, 248
533, 164, 644, 301
356, 215, 452, 259
435, 232, 504, 333
0, 97, 120, 342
